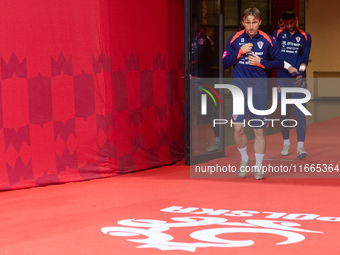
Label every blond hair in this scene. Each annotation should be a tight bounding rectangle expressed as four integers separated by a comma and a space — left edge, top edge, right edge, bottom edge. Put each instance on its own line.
241, 8, 262, 22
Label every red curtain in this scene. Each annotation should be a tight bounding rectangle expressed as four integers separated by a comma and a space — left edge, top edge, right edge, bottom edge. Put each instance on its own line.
272, 0, 299, 31
0, 0, 184, 190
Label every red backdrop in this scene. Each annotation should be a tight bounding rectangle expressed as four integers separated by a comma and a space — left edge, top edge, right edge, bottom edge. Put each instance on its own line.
0, 0, 184, 190
272, 0, 300, 31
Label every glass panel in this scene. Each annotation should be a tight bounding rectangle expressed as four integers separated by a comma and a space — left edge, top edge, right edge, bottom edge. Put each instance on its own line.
188, 0, 225, 164
190, 77, 224, 160
224, 0, 238, 26
299, 0, 305, 30
191, 0, 221, 78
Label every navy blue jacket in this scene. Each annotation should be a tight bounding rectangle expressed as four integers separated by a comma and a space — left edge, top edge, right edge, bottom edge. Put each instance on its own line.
223, 30, 284, 95
273, 28, 312, 78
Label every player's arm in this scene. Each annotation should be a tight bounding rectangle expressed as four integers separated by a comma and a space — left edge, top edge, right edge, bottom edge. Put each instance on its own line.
272, 30, 292, 70
222, 35, 251, 69
299, 33, 312, 72
272, 30, 299, 74
249, 37, 297, 74
293, 34, 311, 86
249, 37, 284, 69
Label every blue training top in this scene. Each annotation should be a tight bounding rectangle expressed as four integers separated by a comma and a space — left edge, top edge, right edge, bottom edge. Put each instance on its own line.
273, 28, 312, 78
223, 29, 284, 96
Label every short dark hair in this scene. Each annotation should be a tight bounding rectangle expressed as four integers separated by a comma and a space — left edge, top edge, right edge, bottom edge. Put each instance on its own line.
282, 9, 296, 21
242, 8, 262, 22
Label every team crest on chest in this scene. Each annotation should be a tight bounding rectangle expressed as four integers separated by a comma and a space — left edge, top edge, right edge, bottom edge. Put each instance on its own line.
257, 41, 264, 49
296, 36, 301, 42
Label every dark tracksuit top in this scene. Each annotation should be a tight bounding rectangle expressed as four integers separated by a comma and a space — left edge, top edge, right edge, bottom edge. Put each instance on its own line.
223, 29, 284, 96
273, 27, 311, 79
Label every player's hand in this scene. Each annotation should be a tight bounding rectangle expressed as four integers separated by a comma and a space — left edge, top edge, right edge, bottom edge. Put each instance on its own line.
240, 43, 253, 54
288, 66, 298, 75
294, 71, 304, 87
248, 53, 261, 66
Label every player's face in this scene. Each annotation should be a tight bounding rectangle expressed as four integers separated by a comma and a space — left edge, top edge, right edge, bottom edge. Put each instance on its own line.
283, 18, 297, 32
242, 15, 261, 37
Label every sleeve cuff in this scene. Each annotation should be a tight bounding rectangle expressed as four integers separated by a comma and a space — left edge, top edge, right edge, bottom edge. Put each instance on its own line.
284, 61, 291, 70
237, 48, 244, 60
299, 65, 306, 71
258, 59, 266, 69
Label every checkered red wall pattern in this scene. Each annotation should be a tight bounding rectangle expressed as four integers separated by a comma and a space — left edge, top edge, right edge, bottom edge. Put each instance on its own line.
0, 0, 184, 191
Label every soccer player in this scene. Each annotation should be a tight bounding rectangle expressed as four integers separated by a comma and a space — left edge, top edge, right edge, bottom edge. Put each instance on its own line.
222, 8, 297, 180
273, 9, 312, 159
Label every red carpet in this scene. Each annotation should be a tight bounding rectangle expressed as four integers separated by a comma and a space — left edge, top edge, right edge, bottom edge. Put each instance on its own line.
225, 117, 340, 161
1, 162, 340, 254
1, 118, 340, 254
218, 117, 340, 178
